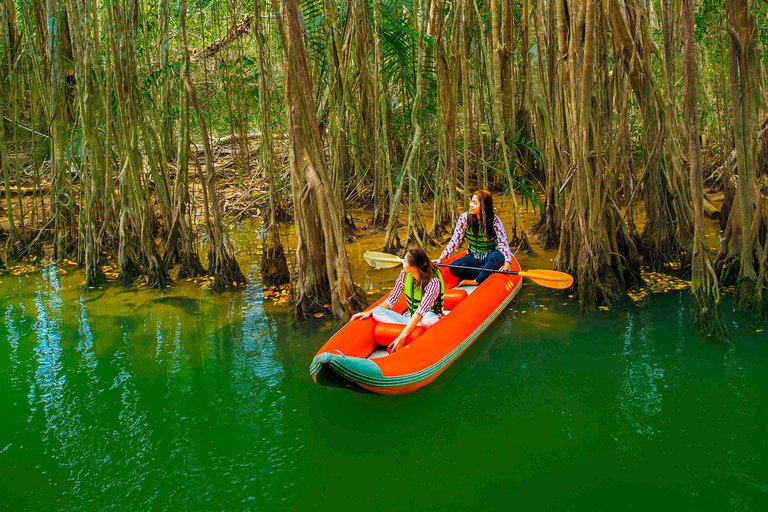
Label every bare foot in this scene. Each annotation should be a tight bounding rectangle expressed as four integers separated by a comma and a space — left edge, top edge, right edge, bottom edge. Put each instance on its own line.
458, 279, 479, 287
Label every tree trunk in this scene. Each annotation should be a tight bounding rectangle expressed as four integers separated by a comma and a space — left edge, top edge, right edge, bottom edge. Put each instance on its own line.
371, 0, 393, 228
556, 0, 641, 308
432, 0, 458, 238
681, 0, 726, 338
180, 0, 245, 291
719, 0, 767, 312
273, 0, 366, 318
608, 0, 693, 270
255, 0, 289, 287
163, 0, 205, 278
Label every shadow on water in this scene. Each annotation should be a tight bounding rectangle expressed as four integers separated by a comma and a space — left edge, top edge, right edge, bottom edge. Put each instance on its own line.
314, 365, 371, 393
149, 296, 202, 315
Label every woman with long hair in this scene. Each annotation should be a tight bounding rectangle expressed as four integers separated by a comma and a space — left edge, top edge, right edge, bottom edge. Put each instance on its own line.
437, 189, 512, 286
352, 247, 444, 353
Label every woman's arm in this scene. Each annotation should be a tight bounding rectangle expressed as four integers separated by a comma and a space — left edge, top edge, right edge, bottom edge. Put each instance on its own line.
384, 270, 406, 308
352, 271, 403, 320
389, 313, 422, 352
493, 216, 513, 270
438, 212, 468, 261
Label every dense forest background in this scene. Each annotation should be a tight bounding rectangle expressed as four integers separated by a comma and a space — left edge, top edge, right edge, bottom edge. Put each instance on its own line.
0, 0, 766, 334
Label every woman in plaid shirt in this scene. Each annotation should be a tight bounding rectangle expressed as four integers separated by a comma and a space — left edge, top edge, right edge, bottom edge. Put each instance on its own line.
436, 190, 513, 286
352, 247, 444, 353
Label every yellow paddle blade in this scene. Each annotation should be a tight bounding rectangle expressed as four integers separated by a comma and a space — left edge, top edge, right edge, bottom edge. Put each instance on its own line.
518, 270, 574, 289
363, 251, 404, 269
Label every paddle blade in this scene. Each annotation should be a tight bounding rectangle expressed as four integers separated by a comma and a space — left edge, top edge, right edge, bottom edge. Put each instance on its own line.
518, 270, 574, 289
363, 251, 404, 269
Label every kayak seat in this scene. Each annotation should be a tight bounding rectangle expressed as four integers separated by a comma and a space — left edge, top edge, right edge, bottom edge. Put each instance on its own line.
373, 323, 426, 346
444, 288, 468, 309
371, 290, 467, 347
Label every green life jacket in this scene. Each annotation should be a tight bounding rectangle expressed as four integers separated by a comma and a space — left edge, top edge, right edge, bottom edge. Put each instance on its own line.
404, 271, 445, 316
464, 211, 497, 254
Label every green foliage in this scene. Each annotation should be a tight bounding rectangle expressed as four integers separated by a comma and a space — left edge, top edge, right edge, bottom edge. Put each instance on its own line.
66, 125, 84, 167
508, 127, 541, 163
500, 176, 542, 216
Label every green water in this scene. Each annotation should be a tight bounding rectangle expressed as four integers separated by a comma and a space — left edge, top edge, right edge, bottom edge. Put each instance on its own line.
1, 258, 767, 511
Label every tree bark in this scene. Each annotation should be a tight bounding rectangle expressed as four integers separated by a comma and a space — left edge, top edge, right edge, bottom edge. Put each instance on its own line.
273, 0, 366, 318
681, 0, 726, 338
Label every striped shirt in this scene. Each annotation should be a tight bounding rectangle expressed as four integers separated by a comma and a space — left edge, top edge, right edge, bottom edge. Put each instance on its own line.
439, 212, 513, 262
385, 270, 443, 317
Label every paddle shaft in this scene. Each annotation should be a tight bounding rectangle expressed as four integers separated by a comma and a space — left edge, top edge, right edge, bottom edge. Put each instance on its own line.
436, 262, 519, 276
362, 250, 573, 288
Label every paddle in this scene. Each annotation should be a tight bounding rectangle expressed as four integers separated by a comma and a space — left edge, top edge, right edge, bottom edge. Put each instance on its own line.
363, 251, 574, 290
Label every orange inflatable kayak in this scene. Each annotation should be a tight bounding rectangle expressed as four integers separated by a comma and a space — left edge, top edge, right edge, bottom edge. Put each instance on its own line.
310, 252, 523, 394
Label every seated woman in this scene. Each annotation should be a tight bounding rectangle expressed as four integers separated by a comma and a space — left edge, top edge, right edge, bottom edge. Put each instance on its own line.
436, 189, 512, 286
351, 247, 444, 353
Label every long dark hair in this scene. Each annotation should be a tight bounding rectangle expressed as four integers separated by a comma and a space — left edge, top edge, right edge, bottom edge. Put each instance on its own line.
405, 247, 438, 288
467, 189, 496, 241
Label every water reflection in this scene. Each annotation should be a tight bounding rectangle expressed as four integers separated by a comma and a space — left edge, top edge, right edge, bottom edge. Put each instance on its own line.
3, 262, 768, 510
0, 258, 304, 508
617, 309, 666, 442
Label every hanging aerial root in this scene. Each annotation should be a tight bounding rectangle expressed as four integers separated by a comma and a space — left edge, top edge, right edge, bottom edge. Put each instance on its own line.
143, 255, 172, 289
176, 251, 206, 280
261, 229, 290, 288
118, 255, 142, 285
529, 202, 561, 251
338, 283, 367, 319
510, 228, 535, 256
208, 247, 246, 292
381, 232, 402, 255
733, 276, 763, 317
294, 277, 333, 319
692, 286, 729, 342
84, 264, 106, 288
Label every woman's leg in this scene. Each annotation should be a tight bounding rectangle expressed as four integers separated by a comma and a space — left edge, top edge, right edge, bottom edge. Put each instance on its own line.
372, 306, 410, 325
419, 311, 440, 328
475, 250, 505, 284
372, 306, 439, 328
448, 254, 482, 280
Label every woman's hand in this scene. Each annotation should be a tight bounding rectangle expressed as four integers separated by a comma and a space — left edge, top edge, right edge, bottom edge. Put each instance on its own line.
501, 261, 511, 272
351, 310, 373, 321
388, 334, 407, 353
432, 257, 442, 264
